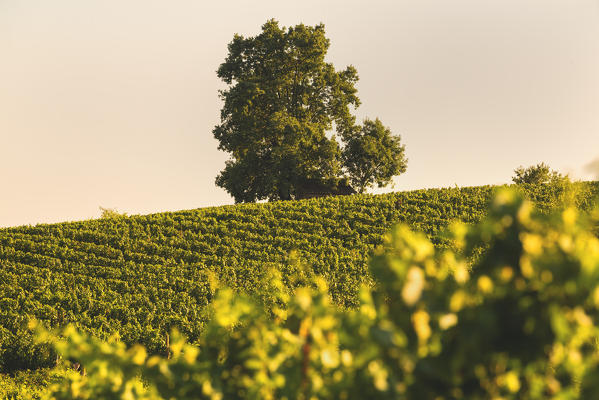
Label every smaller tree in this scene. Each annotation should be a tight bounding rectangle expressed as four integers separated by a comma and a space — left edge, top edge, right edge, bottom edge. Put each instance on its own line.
342, 118, 407, 193
512, 162, 562, 185
99, 207, 127, 219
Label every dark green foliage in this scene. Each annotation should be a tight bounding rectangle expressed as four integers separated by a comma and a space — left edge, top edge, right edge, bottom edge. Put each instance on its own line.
0, 330, 56, 372
213, 20, 406, 201
343, 118, 407, 193
0, 183, 597, 376
512, 162, 563, 185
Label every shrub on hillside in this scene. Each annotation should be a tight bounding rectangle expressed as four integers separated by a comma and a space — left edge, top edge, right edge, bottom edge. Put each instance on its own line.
34, 190, 599, 399
99, 207, 127, 219
512, 163, 564, 185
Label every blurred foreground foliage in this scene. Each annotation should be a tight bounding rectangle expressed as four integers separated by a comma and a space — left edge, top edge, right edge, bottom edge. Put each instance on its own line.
27, 189, 599, 399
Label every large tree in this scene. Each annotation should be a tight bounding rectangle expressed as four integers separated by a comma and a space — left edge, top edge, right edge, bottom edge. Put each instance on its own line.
214, 19, 407, 202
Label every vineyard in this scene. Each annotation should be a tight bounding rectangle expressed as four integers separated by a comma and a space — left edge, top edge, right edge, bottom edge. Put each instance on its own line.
0, 182, 597, 389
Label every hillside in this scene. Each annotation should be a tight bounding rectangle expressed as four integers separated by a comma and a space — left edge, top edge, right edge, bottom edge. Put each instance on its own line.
1, 182, 598, 373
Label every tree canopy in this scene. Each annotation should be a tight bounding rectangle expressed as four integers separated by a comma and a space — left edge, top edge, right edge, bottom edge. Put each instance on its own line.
512, 163, 563, 185
343, 118, 407, 193
213, 20, 407, 202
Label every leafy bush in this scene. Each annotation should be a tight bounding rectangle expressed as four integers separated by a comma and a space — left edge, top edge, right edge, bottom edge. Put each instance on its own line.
36, 189, 599, 399
512, 163, 564, 185
99, 207, 128, 219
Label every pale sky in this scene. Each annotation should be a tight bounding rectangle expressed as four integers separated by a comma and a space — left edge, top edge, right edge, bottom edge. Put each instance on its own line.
1, 0, 598, 227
